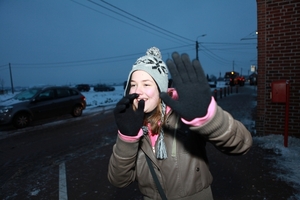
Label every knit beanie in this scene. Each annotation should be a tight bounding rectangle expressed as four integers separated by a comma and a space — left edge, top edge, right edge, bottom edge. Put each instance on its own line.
125, 47, 169, 160
124, 47, 169, 95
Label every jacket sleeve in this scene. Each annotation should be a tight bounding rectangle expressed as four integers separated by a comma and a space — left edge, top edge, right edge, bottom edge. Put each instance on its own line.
107, 135, 139, 187
189, 106, 253, 155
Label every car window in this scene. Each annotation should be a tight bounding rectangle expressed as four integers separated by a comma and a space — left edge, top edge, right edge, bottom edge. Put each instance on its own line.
57, 88, 71, 98
37, 89, 55, 101
14, 88, 41, 100
70, 89, 79, 95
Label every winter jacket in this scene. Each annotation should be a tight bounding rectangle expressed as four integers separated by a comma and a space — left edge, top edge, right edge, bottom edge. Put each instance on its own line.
108, 93, 252, 200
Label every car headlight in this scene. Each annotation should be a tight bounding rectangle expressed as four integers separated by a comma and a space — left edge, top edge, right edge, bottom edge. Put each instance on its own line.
0, 106, 13, 114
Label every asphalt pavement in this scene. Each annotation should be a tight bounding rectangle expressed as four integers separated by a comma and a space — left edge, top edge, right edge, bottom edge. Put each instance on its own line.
63, 84, 296, 199
1, 84, 297, 200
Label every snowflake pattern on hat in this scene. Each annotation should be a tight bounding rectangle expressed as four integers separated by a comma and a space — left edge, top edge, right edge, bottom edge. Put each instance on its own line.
134, 56, 168, 76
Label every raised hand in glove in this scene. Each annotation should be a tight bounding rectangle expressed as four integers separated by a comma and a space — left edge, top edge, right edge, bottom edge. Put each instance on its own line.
160, 52, 212, 121
114, 93, 145, 136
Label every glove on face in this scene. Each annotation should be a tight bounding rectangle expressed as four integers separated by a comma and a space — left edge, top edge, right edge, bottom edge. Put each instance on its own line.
114, 93, 145, 136
160, 52, 212, 121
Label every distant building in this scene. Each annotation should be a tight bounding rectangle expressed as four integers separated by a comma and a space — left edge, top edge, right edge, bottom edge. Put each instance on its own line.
248, 73, 257, 85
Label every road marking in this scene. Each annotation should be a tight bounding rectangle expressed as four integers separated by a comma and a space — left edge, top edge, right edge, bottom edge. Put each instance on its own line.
59, 162, 68, 200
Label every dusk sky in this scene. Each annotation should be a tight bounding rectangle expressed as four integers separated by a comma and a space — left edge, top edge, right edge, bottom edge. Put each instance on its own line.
0, 0, 257, 88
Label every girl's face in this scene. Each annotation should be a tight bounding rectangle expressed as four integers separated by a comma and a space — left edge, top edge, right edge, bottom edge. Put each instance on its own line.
129, 70, 160, 113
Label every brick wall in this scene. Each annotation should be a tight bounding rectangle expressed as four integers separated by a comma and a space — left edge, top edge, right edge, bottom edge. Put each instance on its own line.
256, 0, 300, 136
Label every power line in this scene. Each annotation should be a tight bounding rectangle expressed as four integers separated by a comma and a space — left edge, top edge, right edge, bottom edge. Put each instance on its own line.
98, 0, 193, 43
10, 44, 193, 68
0, 68, 8, 72
76, 0, 190, 44
201, 45, 232, 64
203, 42, 256, 45
0, 64, 8, 69
5, 40, 256, 72
240, 30, 257, 40
197, 43, 256, 71
71, 0, 187, 45
11, 52, 142, 66
70, 1, 257, 71
9, 42, 256, 70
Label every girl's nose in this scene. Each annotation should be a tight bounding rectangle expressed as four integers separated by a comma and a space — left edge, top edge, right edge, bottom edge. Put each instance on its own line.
134, 86, 142, 94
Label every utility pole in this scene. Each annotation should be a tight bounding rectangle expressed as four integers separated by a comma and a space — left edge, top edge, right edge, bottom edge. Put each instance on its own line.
196, 41, 199, 60
195, 34, 206, 60
9, 63, 14, 94
232, 60, 235, 71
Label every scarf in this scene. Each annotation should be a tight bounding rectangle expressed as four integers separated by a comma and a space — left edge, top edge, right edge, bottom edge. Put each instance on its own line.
142, 101, 167, 160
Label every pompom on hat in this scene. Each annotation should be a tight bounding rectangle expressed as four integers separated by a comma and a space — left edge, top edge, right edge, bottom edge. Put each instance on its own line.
124, 47, 169, 95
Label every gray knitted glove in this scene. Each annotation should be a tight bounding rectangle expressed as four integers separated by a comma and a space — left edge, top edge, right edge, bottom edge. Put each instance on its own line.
160, 52, 212, 121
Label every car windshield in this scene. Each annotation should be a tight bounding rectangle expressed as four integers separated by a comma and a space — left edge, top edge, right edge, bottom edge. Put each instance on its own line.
13, 88, 41, 100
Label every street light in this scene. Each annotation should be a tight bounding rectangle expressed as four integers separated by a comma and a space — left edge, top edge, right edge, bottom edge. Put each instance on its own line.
196, 34, 206, 60
240, 30, 257, 40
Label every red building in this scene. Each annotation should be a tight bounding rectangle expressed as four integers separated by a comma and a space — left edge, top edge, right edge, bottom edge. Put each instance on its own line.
256, 0, 300, 136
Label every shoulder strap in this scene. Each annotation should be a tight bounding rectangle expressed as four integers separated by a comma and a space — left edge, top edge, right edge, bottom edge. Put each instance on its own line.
145, 154, 168, 200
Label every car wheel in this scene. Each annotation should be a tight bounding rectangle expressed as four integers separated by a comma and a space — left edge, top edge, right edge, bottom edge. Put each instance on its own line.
13, 113, 31, 128
72, 105, 83, 117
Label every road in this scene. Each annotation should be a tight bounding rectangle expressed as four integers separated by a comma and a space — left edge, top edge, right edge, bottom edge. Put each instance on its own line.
0, 107, 143, 199
0, 85, 297, 200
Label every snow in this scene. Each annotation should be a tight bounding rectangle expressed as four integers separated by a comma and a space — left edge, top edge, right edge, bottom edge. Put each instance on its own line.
81, 86, 124, 108
1, 84, 300, 198
254, 135, 300, 199
0, 85, 125, 109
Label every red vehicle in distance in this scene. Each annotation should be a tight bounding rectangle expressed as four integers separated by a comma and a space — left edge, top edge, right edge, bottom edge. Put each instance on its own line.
224, 71, 245, 86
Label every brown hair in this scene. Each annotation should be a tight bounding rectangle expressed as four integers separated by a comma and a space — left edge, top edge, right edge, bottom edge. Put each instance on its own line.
144, 100, 165, 134
145, 90, 174, 134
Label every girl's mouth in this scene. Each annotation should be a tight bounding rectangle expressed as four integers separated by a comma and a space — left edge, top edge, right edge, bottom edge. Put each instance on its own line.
137, 98, 147, 102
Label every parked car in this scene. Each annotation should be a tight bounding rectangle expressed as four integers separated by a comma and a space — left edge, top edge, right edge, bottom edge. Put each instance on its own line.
76, 84, 90, 92
93, 84, 115, 92
0, 86, 86, 128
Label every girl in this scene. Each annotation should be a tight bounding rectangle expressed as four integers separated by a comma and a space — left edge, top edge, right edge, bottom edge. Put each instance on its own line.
108, 47, 252, 200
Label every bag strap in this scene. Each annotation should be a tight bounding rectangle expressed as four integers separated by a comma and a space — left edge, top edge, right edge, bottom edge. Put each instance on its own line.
145, 154, 168, 200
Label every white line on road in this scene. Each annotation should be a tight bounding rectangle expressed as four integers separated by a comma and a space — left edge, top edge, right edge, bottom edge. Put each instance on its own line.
59, 162, 68, 200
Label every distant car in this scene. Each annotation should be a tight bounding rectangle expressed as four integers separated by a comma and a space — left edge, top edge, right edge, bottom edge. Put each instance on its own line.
76, 84, 90, 92
0, 86, 86, 128
93, 84, 115, 92
224, 71, 245, 86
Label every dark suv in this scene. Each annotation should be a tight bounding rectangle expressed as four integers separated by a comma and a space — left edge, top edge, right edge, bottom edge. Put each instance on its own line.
0, 86, 86, 128
93, 84, 115, 92
76, 84, 90, 92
